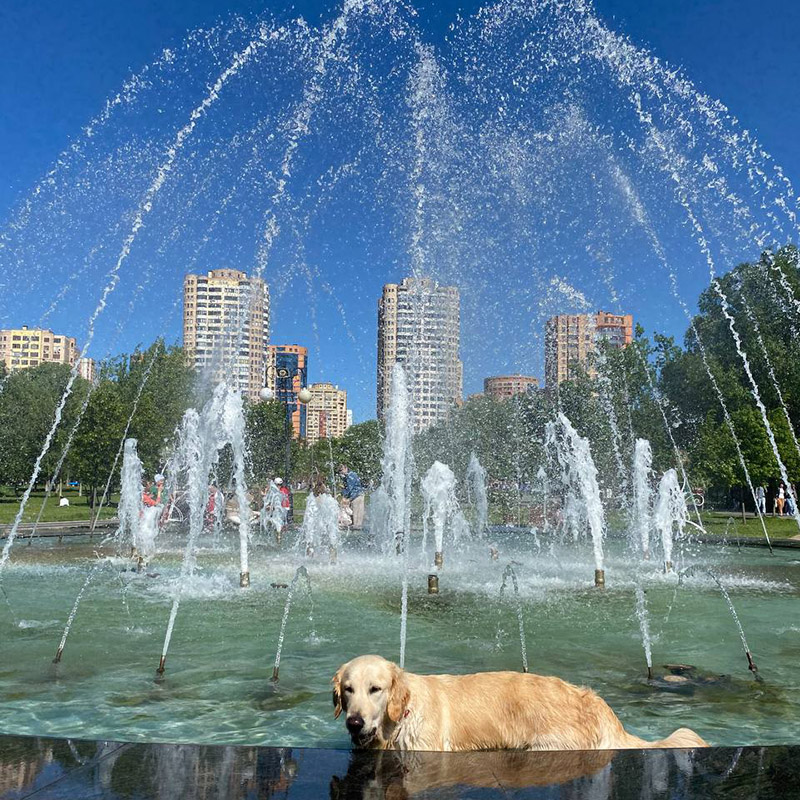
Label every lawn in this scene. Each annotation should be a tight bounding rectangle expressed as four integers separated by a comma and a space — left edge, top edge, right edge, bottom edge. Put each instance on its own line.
697, 512, 799, 540
0, 488, 118, 525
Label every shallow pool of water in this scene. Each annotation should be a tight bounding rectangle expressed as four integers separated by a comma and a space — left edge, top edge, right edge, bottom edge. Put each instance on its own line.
0, 529, 797, 747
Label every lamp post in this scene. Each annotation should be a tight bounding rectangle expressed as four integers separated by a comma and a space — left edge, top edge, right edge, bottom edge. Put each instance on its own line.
260, 366, 312, 487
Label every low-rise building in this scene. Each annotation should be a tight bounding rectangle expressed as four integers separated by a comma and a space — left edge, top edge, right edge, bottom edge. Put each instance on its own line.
484, 375, 539, 401
0, 326, 79, 372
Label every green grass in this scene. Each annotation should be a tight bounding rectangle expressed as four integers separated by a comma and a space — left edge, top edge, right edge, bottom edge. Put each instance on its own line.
697, 511, 799, 540
0, 489, 118, 525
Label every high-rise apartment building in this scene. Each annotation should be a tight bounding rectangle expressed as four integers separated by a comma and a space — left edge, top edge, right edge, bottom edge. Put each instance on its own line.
0, 326, 79, 372
545, 311, 633, 387
267, 345, 308, 439
377, 277, 462, 432
305, 382, 348, 444
484, 374, 539, 401
78, 357, 96, 383
183, 269, 270, 400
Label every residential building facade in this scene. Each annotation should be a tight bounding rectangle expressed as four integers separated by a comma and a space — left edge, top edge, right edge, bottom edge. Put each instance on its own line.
77, 358, 96, 383
306, 382, 348, 444
377, 276, 462, 432
267, 344, 308, 439
183, 269, 270, 400
484, 374, 539, 401
545, 311, 633, 387
0, 326, 78, 372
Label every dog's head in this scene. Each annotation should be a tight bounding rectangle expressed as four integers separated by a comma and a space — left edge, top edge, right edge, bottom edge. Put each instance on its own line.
332, 655, 410, 748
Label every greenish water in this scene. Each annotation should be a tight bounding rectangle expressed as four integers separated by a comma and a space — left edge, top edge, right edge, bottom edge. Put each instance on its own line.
0, 530, 797, 748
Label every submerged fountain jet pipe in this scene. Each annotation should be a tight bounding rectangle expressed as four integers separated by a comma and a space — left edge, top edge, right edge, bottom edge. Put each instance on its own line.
271, 566, 313, 682
679, 567, 761, 680
499, 564, 529, 674
53, 558, 106, 664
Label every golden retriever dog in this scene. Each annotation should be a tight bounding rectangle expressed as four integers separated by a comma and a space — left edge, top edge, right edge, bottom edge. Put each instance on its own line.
332, 655, 708, 752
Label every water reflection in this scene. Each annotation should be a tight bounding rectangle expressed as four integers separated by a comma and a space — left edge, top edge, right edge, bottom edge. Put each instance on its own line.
330, 748, 616, 797
0, 735, 798, 799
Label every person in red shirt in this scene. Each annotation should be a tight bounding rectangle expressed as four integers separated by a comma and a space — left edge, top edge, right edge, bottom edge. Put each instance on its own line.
275, 477, 293, 524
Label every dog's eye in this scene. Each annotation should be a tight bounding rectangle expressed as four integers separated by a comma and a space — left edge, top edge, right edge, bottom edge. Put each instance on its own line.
344, 686, 354, 694
369, 686, 382, 694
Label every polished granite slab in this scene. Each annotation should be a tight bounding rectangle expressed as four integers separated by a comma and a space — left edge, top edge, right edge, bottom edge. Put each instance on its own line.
0, 734, 798, 799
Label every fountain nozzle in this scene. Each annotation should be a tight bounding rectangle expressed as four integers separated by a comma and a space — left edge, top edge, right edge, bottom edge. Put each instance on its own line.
434, 551, 443, 569
53, 646, 64, 665
594, 569, 605, 588
647, 665, 653, 681
156, 655, 166, 676
240, 571, 250, 588
746, 651, 759, 676
271, 665, 280, 682
427, 574, 439, 594
664, 561, 673, 573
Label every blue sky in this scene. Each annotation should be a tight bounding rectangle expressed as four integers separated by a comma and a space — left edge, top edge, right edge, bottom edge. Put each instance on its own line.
1, 0, 799, 423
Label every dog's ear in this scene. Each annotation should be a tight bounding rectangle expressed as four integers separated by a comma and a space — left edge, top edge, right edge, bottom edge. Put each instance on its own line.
387, 664, 410, 723
332, 667, 344, 719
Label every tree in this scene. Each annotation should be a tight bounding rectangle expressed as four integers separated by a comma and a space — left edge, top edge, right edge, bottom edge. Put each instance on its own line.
67, 381, 127, 503
0, 363, 89, 491
246, 399, 292, 487
338, 420, 383, 486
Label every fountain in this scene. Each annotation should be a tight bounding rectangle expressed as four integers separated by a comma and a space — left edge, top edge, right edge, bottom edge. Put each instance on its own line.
466, 453, 489, 537
0, 0, 798, 754
271, 566, 314, 683
546, 414, 607, 586
117, 439, 160, 567
299, 491, 340, 561
377, 364, 412, 554
499, 564, 529, 674
654, 469, 687, 574
634, 585, 654, 681
631, 439, 653, 560
421, 460, 458, 590
261, 480, 287, 542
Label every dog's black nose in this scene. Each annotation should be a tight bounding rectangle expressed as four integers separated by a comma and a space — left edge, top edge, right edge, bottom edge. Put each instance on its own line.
346, 714, 365, 733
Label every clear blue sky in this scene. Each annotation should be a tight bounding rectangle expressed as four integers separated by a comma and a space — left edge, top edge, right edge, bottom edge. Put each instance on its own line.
1, 0, 799, 422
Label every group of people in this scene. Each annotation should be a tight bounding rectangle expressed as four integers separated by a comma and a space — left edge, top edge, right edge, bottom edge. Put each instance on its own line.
754, 482, 798, 516
304, 464, 365, 530
137, 462, 365, 537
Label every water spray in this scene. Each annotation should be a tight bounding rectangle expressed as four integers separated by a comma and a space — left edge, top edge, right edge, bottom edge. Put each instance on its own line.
499, 564, 529, 673
271, 566, 313, 683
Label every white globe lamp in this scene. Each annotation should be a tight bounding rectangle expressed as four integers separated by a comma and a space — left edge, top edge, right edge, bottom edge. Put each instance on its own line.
259, 386, 275, 401
298, 387, 313, 404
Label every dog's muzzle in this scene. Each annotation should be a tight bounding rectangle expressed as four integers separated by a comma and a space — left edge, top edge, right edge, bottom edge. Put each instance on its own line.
346, 715, 376, 747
